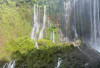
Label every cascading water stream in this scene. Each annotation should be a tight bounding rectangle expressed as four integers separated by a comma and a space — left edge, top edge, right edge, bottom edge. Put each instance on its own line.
52, 31, 55, 43
39, 6, 46, 39
2, 60, 16, 68
35, 42, 39, 49
31, 5, 40, 49
55, 58, 62, 68
62, 1, 71, 42
31, 5, 40, 40
73, 25, 78, 38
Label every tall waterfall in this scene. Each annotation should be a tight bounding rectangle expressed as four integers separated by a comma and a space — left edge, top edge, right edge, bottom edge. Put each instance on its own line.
39, 6, 46, 39
31, 5, 40, 41
51, 31, 55, 43
62, 0, 100, 52
2, 60, 15, 68
61, 1, 72, 42
31, 5, 40, 49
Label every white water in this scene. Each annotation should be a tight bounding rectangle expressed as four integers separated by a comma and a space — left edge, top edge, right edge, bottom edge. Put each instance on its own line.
63, 0, 100, 53
63, 1, 71, 42
35, 42, 39, 49
31, 5, 40, 41
73, 25, 78, 38
39, 6, 46, 39
31, 5, 40, 48
2, 60, 15, 68
55, 58, 62, 68
89, 0, 100, 52
52, 31, 55, 43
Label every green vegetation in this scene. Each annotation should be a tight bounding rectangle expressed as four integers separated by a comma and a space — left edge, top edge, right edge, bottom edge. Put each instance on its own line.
46, 22, 59, 43
0, 0, 75, 67
6, 36, 35, 53
15, 43, 74, 68
0, 0, 67, 46
5, 36, 35, 60
0, 1, 32, 46
0, 0, 33, 61
1, 36, 75, 68
37, 39, 55, 48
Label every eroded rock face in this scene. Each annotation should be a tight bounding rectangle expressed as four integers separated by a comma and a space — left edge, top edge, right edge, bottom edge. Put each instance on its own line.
74, 39, 82, 47
63, 39, 81, 47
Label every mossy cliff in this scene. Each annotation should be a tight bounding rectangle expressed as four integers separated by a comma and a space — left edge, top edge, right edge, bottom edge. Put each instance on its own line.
0, 1, 32, 46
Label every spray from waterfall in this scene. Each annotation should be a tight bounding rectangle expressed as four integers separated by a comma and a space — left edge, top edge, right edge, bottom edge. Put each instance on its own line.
77, 0, 99, 52
63, 0, 71, 42
2, 60, 16, 68
63, 0, 100, 52
89, 0, 100, 52
39, 6, 46, 39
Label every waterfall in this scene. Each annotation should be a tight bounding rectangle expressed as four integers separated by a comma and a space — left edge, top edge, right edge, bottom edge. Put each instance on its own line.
55, 58, 62, 68
31, 5, 47, 48
31, 5, 40, 41
35, 42, 39, 49
31, 5, 40, 48
62, 0, 71, 42
90, 0, 100, 52
2, 60, 15, 68
73, 25, 78, 38
39, 6, 46, 39
63, 0, 100, 52
75, 0, 100, 52
52, 31, 55, 43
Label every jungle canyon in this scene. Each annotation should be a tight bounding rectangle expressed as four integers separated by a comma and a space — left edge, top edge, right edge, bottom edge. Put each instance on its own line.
1, 0, 100, 68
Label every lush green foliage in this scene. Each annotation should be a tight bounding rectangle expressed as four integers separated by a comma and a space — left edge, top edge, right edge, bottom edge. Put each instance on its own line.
0, 0, 69, 65
0, 2, 32, 45
6, 36, 35, 59
15, 44, 74, 68
46, 22, 59, 42
37, 39, 55, 48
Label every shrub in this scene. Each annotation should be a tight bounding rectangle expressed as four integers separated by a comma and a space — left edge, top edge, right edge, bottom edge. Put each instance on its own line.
15, 44, 74, 68
6, 36, 35, 54
37, 39, 55, 49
